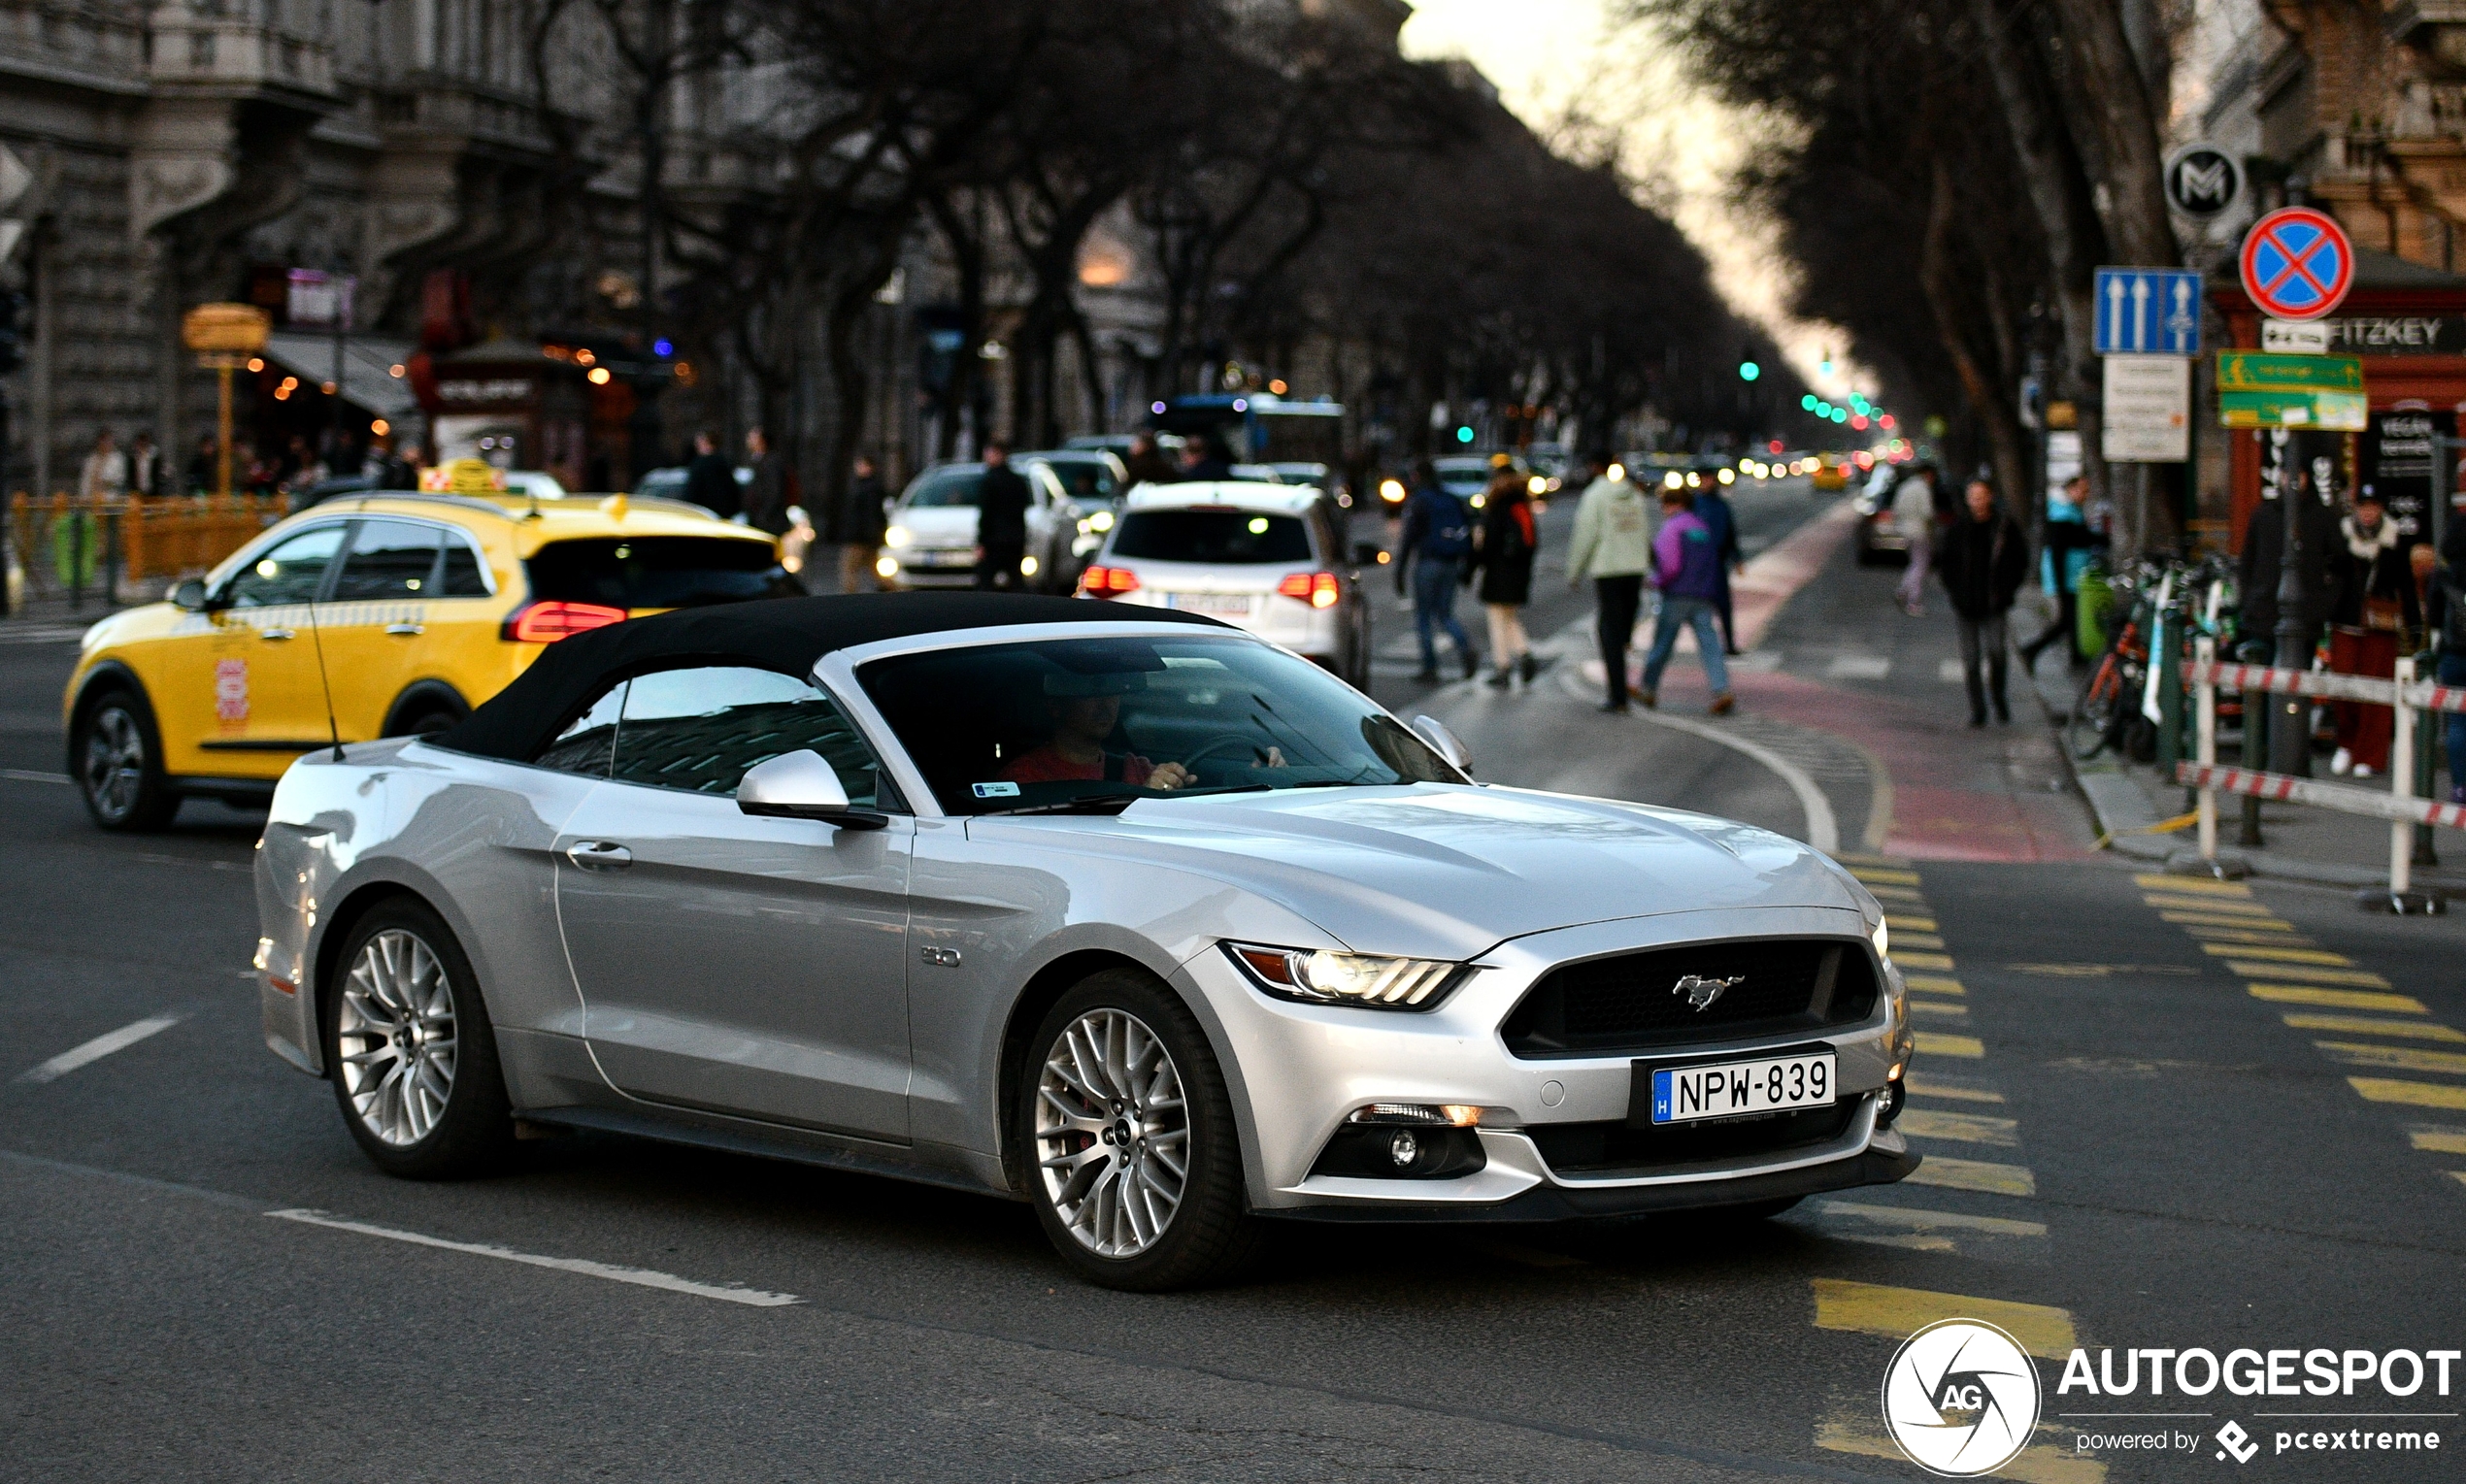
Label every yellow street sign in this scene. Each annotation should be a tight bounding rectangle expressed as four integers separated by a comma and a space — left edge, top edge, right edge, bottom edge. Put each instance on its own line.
182, 303, 271, 354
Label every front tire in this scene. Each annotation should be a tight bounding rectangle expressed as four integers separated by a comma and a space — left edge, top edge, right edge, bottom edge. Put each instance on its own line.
323, 898, 515, 1178
72, 684, 180, 831
1021, 970, 1264, 1290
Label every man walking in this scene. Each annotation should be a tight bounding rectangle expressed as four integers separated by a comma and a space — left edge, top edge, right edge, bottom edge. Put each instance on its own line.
684, 430, 739, 518
1638, 487, 1735, 714
1694, 477, 1747, 653
1936, 478, 2029, 726
840, 452, 888, 593
975, 440, 1033, 590
742, 426, 791, 537
1399, 459, 1479, 680
1891, 464, 1939, 616
1566, 454, 1653, 710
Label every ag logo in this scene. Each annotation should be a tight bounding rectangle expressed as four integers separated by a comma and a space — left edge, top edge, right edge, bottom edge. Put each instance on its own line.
1881, 1319, 2042, 1476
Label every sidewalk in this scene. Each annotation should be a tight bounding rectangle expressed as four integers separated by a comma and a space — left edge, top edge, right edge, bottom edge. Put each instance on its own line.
2026, 652, 2466, 893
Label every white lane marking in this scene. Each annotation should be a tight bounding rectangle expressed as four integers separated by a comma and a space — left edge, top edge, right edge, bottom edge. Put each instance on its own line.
265, 1208, 805, 1307
17, 1012, 186, 1085
1625, 705, 1841, 854
0, 624, 92, 644
2, 769, 72, 784
1825, 654, 1891, 680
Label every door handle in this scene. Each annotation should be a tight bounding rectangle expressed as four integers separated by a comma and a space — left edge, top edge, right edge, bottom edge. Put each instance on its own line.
384, 622, 424, 637
565, 841, 634, 870
258, 627, 296, 642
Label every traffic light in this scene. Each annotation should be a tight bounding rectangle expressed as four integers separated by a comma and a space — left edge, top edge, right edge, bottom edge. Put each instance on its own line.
1800, 393, 1817, 412
1455, 425, 1474, 445
1739, 360, 1760, 381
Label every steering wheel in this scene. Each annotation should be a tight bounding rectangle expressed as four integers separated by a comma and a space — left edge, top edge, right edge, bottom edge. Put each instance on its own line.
1175, 734, 1276, 784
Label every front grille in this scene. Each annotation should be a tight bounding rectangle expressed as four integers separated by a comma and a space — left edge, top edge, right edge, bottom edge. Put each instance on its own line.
1500, 939, 1878, 1058
1527, 1103, 1861, 1177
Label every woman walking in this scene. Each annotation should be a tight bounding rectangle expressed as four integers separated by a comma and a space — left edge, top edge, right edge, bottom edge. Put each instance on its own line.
1471, 468, 1539, 686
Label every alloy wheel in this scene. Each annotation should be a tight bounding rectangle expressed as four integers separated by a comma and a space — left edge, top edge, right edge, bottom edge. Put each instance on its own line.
81, 706, 147, 822
336, 928, 459, 1147
1034, 1008, 1190, 1258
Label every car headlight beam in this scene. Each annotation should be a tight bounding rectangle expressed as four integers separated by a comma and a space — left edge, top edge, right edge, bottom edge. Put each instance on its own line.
1226, 942, 1461, 1010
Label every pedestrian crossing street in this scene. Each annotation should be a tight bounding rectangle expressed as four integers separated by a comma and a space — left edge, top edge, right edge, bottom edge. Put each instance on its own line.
1808, 854, 2096, 1482
2134, 872, 2466, 1194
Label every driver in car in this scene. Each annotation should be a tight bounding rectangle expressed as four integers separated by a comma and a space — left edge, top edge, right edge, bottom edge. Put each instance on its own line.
999, 673, 1195, 790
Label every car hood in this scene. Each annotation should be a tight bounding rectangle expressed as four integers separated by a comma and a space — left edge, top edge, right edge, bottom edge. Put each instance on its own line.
974, 783, 1870, 959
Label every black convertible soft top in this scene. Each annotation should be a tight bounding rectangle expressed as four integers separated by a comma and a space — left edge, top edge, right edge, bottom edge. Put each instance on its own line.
435, 592, 1226, 762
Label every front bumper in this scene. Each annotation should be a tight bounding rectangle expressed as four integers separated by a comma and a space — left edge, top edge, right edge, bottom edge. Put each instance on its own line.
1179, 907, 1916, 1217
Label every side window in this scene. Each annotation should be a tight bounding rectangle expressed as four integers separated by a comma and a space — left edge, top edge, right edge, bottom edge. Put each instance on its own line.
535, 682, 625, 777
439, 534, 493, 597
222, 525, 348, 608
612, 665, 897, 808
330, 519, 443, 601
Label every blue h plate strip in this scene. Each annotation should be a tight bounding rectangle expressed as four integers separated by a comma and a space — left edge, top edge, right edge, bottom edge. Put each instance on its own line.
1651, 1069, 1673, 1123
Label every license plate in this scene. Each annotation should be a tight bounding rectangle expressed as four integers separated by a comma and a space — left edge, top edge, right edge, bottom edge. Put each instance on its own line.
1163, 593, 1251, 615
1648, 1051, 1834, 1125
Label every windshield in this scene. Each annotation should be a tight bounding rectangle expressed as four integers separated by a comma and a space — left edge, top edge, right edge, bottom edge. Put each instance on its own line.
525, 537, 800, 609
1026, 456, 1117, 502
1110, 510, 1313, 565
858, 634, 1461, 815
903, 468, 984, 508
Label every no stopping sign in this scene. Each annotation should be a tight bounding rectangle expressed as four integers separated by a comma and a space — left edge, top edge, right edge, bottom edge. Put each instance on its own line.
2240, 207, 2353, 321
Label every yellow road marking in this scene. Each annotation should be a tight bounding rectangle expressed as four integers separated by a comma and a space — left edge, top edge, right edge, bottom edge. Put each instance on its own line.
2249, 984, 2426, 1013
1911, 1000, 1969, 1019
1908, 1072, 2005, 1103
1895, 933, 1948, 950
1916, 1032, 1984, 1058
1817, 1201, 2046, 1237
1816, 1418, 2107, 1484
2184, 926, 2318, 946
2349, 1078, 2466, 1110
1885, 914, 1938, 932
1851, 868, 1923, 886
2317, 1041, 2466, 1075
2144, 894, 2275, 916
2283, 1014, 2465, 1042
2159, 908, 2294, 929
2409, 1129, 2466, 1154
1894, 951, 1957, 971
1906, 1156, 2037, 1197
2202, 942, 2352, 966
1904, 974, 1965, 996
1811, 1278, 2077, 1356
1897, 1109, 2018, 1146
1864, 885, 1928, 904
2134, 873, 2250, 895
2230, 962, 2392, 988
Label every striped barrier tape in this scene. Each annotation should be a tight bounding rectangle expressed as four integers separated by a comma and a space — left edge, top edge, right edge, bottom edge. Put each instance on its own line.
2175, 763, 2466, 829
2183, 660, 2466, 714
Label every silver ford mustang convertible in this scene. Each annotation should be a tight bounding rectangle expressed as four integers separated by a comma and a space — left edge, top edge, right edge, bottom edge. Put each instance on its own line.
255, 592, 1918, 1289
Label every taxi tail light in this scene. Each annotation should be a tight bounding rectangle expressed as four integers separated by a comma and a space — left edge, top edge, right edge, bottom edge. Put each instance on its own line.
502, 600, 629, 643
1277, 572, 1341, 609
1078, 565, 1141, 598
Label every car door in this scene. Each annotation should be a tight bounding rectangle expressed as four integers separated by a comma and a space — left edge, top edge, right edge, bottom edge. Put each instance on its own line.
197, 522, 350, 770
554, 663, 915, 1141
320, 517, 441, 739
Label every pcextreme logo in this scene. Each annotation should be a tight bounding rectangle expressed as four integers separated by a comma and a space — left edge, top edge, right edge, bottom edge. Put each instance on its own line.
1882, 1318, 2043, 1476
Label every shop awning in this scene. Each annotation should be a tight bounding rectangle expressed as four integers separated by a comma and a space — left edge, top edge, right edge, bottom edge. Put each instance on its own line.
261, 332, 421, 419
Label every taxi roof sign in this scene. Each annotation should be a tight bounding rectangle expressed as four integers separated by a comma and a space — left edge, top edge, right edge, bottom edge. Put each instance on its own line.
420, 458, 508, 495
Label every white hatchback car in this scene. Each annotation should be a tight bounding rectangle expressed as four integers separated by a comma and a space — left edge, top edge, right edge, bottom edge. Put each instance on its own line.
878, 461, 1080, 593
1077, 481, 1370, 688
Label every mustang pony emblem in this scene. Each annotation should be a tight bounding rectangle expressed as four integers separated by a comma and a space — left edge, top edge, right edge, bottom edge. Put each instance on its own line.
1672, 973, 1744, 1011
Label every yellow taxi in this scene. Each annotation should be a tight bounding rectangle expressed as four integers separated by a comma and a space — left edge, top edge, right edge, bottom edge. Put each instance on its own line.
64, 464, 791, 829
1811, 453, 1851, 492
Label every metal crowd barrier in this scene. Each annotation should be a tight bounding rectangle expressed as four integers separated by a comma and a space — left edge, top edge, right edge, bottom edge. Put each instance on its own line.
2180, 636, 2466, 903
6, 492, 282, 610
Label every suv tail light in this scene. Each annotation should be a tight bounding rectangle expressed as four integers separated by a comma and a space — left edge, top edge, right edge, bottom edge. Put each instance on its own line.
1078, 565, 1141, 598
502, 600, 628, 643
1277, 572, 1341, 610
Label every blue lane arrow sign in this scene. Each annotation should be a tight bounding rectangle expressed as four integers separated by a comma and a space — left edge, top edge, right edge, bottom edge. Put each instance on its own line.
2094, 267, 2203, 356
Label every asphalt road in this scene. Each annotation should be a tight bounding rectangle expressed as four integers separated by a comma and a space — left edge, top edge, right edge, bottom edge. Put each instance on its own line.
5, 497, 2465, 1483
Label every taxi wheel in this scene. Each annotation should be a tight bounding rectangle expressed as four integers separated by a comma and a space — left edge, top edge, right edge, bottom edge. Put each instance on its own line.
72, 685, 179, 832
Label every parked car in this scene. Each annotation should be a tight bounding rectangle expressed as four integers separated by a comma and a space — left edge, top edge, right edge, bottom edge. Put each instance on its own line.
1852, 471, 1914, 566
1077, 480, 1371, 689
876, 461, 1078, 593
251, 592, 1917, 1290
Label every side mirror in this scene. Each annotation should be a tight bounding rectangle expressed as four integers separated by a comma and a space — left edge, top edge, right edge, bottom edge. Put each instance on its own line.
170, 578, 209, 611
1351, 541, 1383, 568
737, 749, 889, 830
1410, 714, 1473, 778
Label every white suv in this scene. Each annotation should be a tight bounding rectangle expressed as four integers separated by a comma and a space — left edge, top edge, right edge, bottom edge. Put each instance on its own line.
1076, 481, 1370, 688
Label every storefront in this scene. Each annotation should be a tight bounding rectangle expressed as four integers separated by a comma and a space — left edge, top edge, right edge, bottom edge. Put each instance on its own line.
2212, 249, 2466, 553
417, 337, 591, 490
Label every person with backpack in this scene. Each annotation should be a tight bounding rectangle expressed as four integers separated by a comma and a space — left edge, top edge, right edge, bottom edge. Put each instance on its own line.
1470, 467, 1539, 687
1567, 454, 1653, 710
1400, 459, 1479, 681
1693, 478, 1747, 654
1637, 485, 1736, 714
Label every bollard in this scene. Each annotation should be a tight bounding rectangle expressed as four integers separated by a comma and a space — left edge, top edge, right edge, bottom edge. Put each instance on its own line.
2195, 637, 2217, 862
2391, 656, 2416, 898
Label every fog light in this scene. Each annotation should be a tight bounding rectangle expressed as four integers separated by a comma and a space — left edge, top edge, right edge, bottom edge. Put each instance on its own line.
1387, 1129, 1419, 1167
1878, 1070, 1906, 1126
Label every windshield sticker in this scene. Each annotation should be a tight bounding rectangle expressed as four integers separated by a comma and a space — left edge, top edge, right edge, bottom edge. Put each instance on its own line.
972, 781, 1021, 799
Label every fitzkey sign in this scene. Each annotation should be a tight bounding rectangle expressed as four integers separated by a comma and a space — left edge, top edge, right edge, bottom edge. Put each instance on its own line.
2095, 268, 2203, 356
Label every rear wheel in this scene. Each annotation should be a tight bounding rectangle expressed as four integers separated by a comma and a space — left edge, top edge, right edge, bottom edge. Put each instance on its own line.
2067, 658, 2124, 760
1021, 970, 1264, 1290
323, 898, 515, 1178
72, 685, 179, 831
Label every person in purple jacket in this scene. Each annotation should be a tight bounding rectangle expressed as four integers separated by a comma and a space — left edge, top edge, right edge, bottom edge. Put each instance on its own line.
1638, 486, 1736, 714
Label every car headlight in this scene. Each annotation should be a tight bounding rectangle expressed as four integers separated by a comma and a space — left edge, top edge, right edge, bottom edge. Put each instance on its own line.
884, 524, 914, 548
1088, 509, 1115, 532
1870, 917, 1889, 960
1226, 942, 1462, 1010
